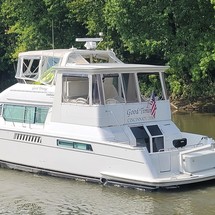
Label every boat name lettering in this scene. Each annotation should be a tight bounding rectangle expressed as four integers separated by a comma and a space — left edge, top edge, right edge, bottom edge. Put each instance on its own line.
32, 86, 48, 92
127, 108, 150, 117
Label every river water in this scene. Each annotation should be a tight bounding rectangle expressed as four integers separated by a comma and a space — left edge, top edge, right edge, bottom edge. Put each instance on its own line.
0, 112, 215, 215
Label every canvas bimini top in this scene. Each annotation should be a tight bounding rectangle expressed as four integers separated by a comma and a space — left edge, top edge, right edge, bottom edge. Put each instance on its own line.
15, 38, 123, 84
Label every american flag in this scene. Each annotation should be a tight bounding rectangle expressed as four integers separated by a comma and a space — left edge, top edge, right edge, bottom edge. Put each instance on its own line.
150, 92, 157, 118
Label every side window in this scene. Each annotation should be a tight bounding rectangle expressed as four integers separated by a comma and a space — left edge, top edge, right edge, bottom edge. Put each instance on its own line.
103, 74, 125, 104
137, 73, 164, 101
3, 105, 25, 123
35, 107, 49, 123
92, 74, 104, 105
2, 104, 49, 124
122, 73, 139, 103
25, 106, 36, 123
57, 140, 93, 151
62, 75, 89, 104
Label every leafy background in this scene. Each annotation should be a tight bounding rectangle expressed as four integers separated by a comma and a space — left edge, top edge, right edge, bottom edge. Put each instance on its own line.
0, 0, 214, 102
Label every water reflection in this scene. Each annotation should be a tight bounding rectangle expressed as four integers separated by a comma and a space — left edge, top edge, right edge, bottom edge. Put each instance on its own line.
172, 112, 215, 139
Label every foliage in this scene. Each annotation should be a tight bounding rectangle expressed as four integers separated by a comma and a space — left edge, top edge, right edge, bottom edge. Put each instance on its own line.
68, 0, 215, 99
0, 0, 214, 100
1, 0, 87, 58
0, 0, 16, 91
103, 0, 215, 99
139, 74, 163, 99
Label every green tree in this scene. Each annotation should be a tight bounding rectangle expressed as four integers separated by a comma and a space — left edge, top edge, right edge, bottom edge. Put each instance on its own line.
70, 0, 215, 99
68, 0, 134, 62
1, 0, 214, 100
0, 0, 16, 91
1, 0, 87, 58
104, 0, 215, 99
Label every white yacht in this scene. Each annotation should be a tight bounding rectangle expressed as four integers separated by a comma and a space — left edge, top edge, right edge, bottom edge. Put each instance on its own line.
0, 38, 215, 189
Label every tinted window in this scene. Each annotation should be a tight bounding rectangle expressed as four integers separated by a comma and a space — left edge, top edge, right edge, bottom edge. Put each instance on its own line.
57, 140, 93, 151
147, 125, 162, 136
3, 104, 49, 124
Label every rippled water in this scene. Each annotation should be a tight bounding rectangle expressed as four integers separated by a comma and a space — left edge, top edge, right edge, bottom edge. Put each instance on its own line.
1, 168, 215, 215
0, 112, 215, 215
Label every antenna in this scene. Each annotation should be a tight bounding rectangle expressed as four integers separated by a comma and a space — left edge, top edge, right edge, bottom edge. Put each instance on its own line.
52, 20, 55, 49
76, 38, 103, 50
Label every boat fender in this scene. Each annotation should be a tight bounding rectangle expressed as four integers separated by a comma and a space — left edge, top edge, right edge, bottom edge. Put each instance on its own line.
173, 138, 187, 148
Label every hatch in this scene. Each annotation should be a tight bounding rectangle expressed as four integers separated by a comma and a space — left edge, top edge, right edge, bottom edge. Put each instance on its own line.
130, 125, 164, 153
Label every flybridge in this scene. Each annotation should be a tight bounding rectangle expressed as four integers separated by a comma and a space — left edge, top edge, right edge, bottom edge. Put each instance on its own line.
15, 38, 122, 84
14, 38, 169, 112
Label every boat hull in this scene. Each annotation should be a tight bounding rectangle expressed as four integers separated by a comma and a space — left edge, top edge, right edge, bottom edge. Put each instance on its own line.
1, 158, 215, 190
1, 128, 215, 190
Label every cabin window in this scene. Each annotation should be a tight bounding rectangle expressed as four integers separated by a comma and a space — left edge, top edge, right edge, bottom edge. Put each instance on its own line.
2, 104, 49, 124
3, 105, 25, 123
57, 140, 93, 151
122, 73, 138, 103
137, 73, 164, 101
62, 75, 89, 104
103, 74, 125, 104
35, 107, 49, 123
92, 74, 104, 105
25, 106, 36, 123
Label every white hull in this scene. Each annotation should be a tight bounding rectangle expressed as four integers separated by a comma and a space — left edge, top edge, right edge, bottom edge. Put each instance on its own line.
1, 126, 215, 189
0, 127, 152, 183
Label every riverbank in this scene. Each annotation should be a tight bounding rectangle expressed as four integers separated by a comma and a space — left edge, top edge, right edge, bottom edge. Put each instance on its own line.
171, 96, 215, 113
